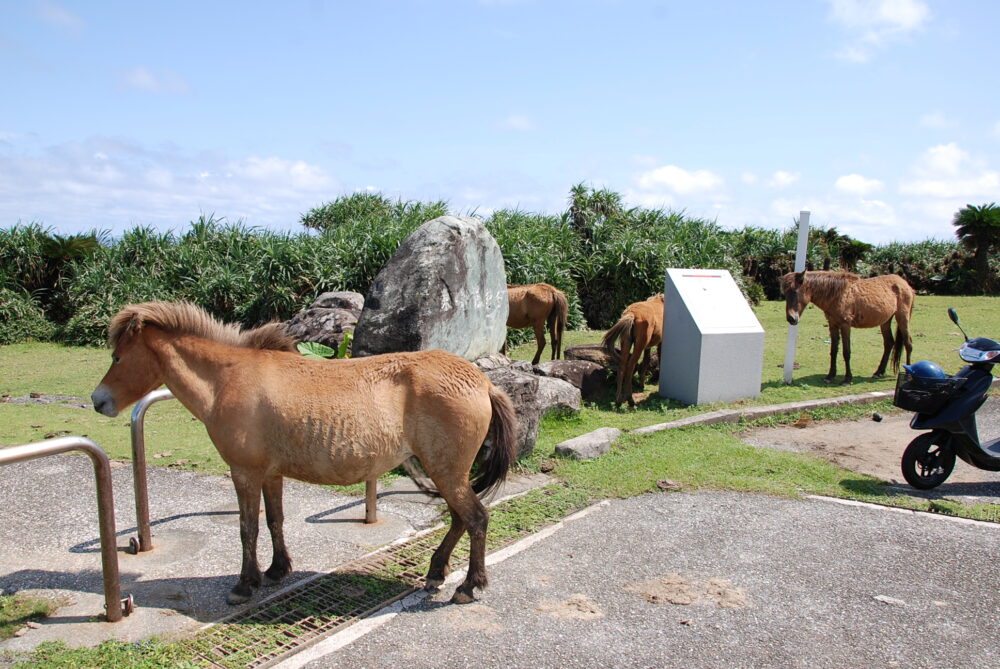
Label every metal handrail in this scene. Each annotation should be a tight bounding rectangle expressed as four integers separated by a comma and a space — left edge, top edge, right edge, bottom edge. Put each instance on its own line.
129, 390, 380, 554
0, 436, 132, 622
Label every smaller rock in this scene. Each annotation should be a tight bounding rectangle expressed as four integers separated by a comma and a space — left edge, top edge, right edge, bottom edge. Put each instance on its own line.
555, 427, 622, 461
656, 479, 682, 492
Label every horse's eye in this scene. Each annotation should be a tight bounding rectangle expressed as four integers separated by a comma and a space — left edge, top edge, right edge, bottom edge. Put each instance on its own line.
112, 355, 121, 363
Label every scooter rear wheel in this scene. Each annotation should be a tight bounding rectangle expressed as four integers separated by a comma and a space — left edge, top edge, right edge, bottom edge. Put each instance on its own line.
901, 432, 955, 490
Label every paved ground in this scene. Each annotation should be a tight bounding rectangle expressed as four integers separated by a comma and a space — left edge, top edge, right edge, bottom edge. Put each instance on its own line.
2, 396, 999, 667
288, 491, 1000, 669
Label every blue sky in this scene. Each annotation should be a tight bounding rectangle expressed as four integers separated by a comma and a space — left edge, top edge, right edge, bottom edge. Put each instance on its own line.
2, 0, 998, 243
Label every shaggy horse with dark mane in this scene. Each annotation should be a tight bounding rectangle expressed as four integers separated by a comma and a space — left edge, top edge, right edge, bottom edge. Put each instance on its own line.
780, 270, 914, 385
90, 301, 518, 606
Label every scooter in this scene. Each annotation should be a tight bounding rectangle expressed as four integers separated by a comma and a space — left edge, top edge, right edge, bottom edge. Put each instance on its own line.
895, 308, 1000, 490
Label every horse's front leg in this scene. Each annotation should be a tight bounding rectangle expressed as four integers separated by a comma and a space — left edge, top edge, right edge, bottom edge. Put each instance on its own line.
824, 325, 840, 384
840, 325, 853, 385
262, 474, 293, 586
228, 470, 263, 605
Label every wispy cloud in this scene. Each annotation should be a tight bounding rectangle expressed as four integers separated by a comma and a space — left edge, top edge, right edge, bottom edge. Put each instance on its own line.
499, 113, 537, 132
37, 1, 84, 33
828, 0, 931, 63
123, 67, 192, 96
919, 111, 954, 129
0, 136, 338, 233
900, 143, 999, 200
767, 170, 800, 189
636, 165, 723, 195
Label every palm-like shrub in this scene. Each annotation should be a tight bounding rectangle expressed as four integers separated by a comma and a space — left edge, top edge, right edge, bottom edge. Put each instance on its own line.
952, 203, 1000, 293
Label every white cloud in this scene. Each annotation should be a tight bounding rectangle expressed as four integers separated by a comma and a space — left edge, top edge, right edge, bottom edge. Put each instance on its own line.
828, 0, 931, 62
899, 142, 1000, 198
992, 120, 1000, 139
835, 173, 884, 195
123, 67, 192, 96
0, 136, 338, 233
919, 111, 954, 129
499, 114, 536, 131
740, 171, 758, 185
767, 170, 800, 189
636, 164, 723, 194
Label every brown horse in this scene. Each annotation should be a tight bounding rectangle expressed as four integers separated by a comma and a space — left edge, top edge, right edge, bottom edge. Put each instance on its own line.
504, 283, 569, 364
90, 302, 518, 605
781, 270, 915, 385
601, 294, 665, 409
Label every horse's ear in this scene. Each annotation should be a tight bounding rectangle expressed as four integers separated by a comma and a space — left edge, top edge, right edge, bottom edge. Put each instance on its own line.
795, 270, 806, 286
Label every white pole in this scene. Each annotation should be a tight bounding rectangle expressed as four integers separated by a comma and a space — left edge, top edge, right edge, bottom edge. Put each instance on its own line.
783, 210, 810, 384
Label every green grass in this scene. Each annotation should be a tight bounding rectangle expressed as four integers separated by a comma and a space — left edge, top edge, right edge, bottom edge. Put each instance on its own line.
0, 595, 61, 642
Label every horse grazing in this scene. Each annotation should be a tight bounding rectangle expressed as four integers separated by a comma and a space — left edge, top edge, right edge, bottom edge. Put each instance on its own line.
780, 270, 915, 385
505, 283, 569, 365
601, 294, 665, 409
91, 302, 518, 605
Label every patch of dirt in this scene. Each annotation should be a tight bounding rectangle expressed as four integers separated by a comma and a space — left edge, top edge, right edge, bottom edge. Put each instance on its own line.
535, 593, 604, 620
742, 412, 917, 484
443, 603, 502, 632
626, 574, 749, 608
1, 394, 92, 409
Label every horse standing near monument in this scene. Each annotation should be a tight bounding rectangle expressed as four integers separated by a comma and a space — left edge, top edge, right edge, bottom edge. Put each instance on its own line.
90, 301, 518, 606
504, 283, 569, 365
780, 270, 914, 385
602, 293, 665, 409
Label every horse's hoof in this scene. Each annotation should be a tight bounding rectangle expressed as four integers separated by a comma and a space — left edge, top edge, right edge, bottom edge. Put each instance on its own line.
424, 577, 444, 592
822, 378, 834, 385
450, 589, 475, 605
261, 570, 289, 587
840, 379, 852, 386
226, 587, 253, 605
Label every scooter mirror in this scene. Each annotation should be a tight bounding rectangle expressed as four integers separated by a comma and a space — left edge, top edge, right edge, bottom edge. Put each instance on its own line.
948, 307, 969, 341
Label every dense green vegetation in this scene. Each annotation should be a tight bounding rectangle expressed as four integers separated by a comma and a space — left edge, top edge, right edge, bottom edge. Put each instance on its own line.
3, 188, 997, 347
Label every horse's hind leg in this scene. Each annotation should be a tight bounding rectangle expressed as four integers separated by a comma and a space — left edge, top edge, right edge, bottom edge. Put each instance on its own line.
425, 508, 466, 590
531, 323, 546, 365
873, 321, 894, 377
840, 325, 853, 385
261, 474, 292, 586
228, 470, 264, 605
449, 495, 489, 604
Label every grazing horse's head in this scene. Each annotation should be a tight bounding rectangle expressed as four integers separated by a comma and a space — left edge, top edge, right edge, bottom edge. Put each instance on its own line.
780, 271, 809, 326
91, 306, 167, 417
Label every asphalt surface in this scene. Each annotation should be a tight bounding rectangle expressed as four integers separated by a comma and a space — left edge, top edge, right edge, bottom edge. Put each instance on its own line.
1, 394, 999, 667
289, 491, 1000, 669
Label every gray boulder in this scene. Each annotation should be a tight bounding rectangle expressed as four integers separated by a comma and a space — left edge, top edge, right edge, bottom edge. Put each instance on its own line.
285, 291, 365, 350
535, 359, 611, 403
353, 216, 508, 361
484, 367, 541, 458
535, 376, 581, 414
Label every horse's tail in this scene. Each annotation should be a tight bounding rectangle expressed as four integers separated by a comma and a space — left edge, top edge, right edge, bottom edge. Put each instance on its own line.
601, 313, 634, 357
548, 290, 569, 359
472, 386, 519, 497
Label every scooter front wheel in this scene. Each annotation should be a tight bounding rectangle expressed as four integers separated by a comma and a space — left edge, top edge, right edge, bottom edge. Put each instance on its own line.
901, 432, 955, 490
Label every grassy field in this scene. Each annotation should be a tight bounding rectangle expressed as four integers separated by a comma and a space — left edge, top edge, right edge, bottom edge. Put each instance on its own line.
1, 295, 994, 468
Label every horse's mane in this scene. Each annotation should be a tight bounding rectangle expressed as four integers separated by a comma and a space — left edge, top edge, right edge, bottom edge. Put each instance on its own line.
108, 301, 296, 352
781, 271, 860, 302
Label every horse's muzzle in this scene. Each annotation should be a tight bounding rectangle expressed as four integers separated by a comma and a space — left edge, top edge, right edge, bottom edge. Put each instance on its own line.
786, 315, 799, 326
91, 386, 119, 417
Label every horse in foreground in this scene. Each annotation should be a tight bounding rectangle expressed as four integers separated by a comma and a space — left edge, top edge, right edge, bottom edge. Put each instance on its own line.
505, 283, 569, 364
780, 270, 914, 385
601, 294, 665, 409
91, 302, 518, 605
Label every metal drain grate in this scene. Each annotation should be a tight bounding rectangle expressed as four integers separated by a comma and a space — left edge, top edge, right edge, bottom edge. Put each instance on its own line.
183, 486, 585, 668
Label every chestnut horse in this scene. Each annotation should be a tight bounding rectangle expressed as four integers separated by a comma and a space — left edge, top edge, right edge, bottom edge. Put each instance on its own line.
504, 283, 569, 364
781, 270, 914, 385
601, 294, 665, 408
91, 302, 518, 605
